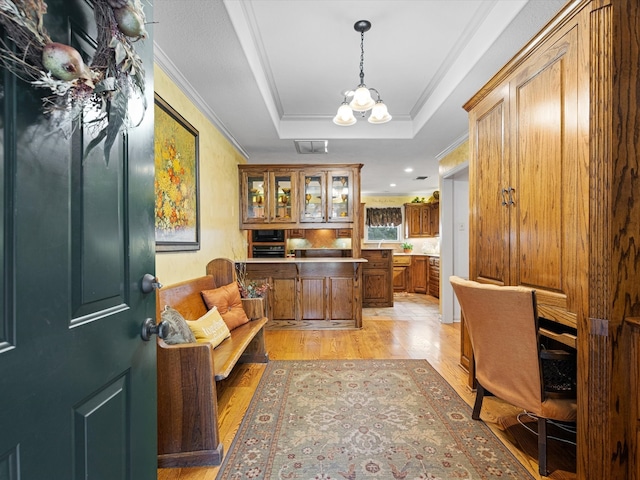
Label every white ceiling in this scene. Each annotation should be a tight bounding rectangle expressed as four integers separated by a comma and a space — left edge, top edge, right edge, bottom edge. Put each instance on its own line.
153, 0, 567, 196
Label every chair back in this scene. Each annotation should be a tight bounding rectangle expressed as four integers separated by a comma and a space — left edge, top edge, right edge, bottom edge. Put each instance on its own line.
450, 276, 544, 414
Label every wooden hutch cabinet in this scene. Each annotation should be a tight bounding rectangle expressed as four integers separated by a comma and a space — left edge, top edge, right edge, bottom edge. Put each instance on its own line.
404, 202, 439, 238
464, 1, 640, 477
239, 163, 363, 256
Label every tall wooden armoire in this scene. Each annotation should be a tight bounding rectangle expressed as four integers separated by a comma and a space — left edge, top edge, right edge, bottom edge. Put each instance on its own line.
464, 0, 640, 478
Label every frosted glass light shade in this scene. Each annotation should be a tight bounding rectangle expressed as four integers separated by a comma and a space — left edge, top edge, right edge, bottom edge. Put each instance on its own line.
368, 100, 392, 124
333, 103, 356, 126
349, 86, 375, 111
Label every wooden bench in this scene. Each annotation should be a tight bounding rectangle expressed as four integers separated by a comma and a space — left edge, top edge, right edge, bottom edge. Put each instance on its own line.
155, 258, 269, 468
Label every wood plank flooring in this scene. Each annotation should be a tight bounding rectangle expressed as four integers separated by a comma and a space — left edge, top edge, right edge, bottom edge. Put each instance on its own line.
157, 293, 575, 480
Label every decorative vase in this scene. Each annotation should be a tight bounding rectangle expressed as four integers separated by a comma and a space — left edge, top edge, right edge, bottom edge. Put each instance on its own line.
404, 248, 412, 253
241, 297, 265, 320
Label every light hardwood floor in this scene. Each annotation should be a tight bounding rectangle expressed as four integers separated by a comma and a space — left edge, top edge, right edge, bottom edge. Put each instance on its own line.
157, 293, 574, 480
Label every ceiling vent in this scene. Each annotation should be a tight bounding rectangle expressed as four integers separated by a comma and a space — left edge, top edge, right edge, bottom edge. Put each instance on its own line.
294, 140, 328, 154
414, 176, 429, 180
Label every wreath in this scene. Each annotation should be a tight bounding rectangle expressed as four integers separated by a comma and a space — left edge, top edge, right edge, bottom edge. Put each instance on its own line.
0, 0, 148, 163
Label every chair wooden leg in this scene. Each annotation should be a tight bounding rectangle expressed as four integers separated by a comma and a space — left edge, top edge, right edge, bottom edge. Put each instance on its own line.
472, 383, 485, 420
538, 417, 548, 476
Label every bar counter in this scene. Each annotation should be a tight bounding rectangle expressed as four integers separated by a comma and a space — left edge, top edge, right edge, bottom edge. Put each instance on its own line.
241, 257, 365, 329
244, 257, 367, 264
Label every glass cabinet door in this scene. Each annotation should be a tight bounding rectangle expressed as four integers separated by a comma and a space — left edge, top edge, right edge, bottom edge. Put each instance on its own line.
242, 172, 267, 222
328, 172, 353, 221
270, 172, 296, 223
301, 172, 326, 222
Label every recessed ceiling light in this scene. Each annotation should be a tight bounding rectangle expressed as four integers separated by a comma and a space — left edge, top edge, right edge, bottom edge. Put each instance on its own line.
404, 167, 413, 173
390, 183, 396, 187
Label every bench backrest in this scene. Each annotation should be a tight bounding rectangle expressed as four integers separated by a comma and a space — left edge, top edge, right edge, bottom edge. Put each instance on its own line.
156, 259, 238, 322
156, 275, 216, 321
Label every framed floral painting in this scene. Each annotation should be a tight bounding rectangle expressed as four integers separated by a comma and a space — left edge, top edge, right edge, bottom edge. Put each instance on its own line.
154, 94, 200, 251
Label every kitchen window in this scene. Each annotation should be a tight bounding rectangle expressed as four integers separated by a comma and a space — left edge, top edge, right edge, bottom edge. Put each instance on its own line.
364, 207, 403, 242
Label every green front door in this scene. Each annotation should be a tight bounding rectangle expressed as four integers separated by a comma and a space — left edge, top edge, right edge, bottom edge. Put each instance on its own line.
0, 1, 157, 479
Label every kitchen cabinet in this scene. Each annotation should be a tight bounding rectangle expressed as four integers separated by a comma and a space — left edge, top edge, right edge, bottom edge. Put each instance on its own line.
466, 19, 582, 328
427, 256, 439, 298
239, 164, 363, 257
301, 170, 354, 223
463, 1, 640, 476
240, 170, 297, 224
392, 255, 411, 292
410, 255, 427, 294
244, 260, 363, 328
362, 249, 393, 307
404, 203, 439, 238
299, 263, 355, 321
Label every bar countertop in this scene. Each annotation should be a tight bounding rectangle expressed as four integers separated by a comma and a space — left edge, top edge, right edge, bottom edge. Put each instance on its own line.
243, 257, 368, 264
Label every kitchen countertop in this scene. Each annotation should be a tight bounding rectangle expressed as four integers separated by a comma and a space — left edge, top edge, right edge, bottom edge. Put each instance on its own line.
394, 252, 440, 257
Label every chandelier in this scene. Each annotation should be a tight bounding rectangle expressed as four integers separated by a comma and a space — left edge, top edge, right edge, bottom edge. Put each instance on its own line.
333, 20, 392, 126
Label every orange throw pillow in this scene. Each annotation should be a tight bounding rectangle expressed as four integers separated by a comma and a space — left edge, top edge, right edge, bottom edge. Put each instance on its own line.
201, 282, 249, 330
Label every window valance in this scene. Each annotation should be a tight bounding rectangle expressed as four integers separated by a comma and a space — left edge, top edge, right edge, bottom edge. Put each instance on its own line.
366, 207, 402, 227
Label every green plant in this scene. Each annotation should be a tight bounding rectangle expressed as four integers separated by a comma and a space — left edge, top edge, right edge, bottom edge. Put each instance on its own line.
401, 242, 413, 250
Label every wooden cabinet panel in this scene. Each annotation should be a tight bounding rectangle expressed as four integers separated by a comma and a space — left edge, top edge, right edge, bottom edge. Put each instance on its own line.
329, 277, 354, 320
429, 204, 440, 236
411, 256, 427, 293
404, 203, 439, 238
272, 278, 296, 320
428, 257, 439, 298
468, 26, 580, 326
392, 254, 410, 293
393, 266, 408, 292
405, 205, 423, 237
469, 89, 510, 286
362, 249, 393, 307
510, 31, 579, 302
300, 277, 325, 320
362, 269, 390, 304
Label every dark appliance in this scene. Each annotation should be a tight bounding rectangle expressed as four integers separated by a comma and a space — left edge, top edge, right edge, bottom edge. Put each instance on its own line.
252, 229, 285, 243
252, 245, 285, 258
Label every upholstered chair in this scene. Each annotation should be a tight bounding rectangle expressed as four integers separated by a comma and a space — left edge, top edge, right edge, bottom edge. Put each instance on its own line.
449, 276, 577, 476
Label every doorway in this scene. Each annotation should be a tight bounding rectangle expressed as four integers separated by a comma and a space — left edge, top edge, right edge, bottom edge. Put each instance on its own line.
440, 162, 469, 323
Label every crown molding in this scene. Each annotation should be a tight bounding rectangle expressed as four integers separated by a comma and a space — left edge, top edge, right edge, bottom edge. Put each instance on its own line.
153, 44, 250, 159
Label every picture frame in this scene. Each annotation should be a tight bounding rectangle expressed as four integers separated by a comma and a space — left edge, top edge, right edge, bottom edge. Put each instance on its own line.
154, 94, 200, 251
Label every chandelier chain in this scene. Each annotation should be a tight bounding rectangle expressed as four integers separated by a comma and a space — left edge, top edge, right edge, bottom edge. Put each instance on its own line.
359, 30, 365, 85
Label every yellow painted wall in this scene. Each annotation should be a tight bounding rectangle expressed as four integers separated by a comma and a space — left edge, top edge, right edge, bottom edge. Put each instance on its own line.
361, 195, 420, 207
154, 65, 247, 285
438, 140, 469, 177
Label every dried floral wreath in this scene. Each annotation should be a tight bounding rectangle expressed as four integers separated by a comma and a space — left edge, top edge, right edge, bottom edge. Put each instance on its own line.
0, 0, 148, 163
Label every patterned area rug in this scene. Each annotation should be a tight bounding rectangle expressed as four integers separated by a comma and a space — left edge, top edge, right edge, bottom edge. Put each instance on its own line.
217, 360, 534, 479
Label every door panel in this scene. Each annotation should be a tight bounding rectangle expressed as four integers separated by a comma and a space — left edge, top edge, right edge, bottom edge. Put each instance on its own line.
0, 2, 156, 479
511, 28, 578, 303
301, 277, 326, 320
470, 88, 510, 286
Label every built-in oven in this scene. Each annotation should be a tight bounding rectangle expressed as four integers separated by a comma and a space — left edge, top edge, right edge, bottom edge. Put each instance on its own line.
252, 245, 286, 258
252, 229, 285, 243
